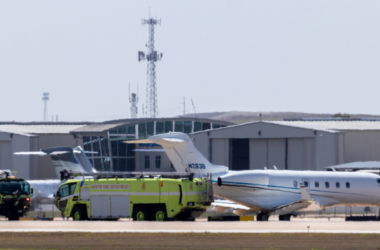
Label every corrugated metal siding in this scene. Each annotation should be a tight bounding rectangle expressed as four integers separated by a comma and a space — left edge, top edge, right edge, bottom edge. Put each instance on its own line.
344, 131, 380, 162
315, 132, 338, 170
30, 136, 39, 179
209, 122, 320, 139
288, 139, 304, 170
268, 139, 286, 170
249, 139, 267, 169
337, 133, 344, 164
11, 134, 33, 180
0, 141, 12, 170
303, 138, 315, 170
211, 139, 229, 167
192, 133, 210, 160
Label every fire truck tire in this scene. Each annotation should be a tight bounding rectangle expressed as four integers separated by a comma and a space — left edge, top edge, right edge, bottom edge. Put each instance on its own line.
8, 214, 19, 221
152, 206, 167, 221
133, 206, 149, 221
73, 206, 88, 221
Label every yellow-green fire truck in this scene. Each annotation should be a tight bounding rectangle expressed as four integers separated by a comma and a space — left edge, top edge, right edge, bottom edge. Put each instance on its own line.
55, 171, 213, 221
0, 171, 32, 220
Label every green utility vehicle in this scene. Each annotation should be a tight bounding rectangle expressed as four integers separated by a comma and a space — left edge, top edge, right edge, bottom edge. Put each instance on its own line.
0, 171, 32, 220
55, 171, 213, 221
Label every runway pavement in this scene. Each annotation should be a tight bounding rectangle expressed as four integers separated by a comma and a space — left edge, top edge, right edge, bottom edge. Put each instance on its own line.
1, 220, 380, 233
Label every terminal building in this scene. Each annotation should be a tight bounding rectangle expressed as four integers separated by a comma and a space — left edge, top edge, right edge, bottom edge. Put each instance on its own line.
70, 118, 232, 173
190, 120, 380, 171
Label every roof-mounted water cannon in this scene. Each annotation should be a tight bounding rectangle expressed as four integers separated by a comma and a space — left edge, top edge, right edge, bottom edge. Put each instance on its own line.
0, 170, 16, 179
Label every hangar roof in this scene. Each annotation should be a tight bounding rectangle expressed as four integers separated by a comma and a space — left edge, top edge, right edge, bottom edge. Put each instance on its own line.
270, 121, 380, 132
0, 124, 87, 136
71, 117, 233, 134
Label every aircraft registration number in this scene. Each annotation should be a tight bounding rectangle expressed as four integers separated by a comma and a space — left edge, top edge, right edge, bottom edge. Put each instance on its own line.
188, 163, 206, 169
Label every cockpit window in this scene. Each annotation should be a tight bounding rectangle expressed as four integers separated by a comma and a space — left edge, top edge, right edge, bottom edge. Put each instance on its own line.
293, 181, 298, 187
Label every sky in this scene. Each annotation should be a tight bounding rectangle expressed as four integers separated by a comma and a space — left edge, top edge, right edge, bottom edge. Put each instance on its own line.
0, 1, 379, 122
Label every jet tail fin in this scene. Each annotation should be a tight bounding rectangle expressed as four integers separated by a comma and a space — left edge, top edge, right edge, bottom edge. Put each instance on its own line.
15, 146, 97, 179
126, 132, 228, 174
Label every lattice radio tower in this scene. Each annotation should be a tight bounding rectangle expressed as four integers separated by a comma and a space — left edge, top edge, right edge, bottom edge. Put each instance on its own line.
138, 14, 163, 118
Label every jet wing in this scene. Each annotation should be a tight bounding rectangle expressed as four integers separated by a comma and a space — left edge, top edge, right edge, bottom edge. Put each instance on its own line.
275, 185, 322, 215
326, 161, 380, 171
212, 199, 260, 215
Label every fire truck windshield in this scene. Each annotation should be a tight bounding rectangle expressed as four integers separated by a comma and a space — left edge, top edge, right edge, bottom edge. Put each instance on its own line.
0, 181, 30, 195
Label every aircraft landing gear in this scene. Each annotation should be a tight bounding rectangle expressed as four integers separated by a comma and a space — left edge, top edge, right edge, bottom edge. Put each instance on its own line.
256, 212, 270, 221
279, 214, 291, 221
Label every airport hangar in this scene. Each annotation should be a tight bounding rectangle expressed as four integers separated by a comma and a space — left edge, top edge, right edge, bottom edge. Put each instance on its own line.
0, 118, 231, 180
190, 119, 380, 171
0, 122, 88, 180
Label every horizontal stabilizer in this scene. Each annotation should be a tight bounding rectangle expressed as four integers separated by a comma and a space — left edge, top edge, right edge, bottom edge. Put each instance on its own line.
14, 152, 47, 155
133, 149, 165, 152
124, 139, 151, 144
326, 161, 380, 171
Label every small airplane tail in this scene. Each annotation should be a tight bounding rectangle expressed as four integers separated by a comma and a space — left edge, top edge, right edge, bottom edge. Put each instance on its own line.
126, 132, 228, 174
15, 146, 97, 179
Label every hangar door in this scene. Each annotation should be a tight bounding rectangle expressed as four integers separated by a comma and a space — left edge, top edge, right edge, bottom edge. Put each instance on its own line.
0, 142, 11, 169
250, 139, 286, 170
230, 139, 249, 170
248, 138, 315, 170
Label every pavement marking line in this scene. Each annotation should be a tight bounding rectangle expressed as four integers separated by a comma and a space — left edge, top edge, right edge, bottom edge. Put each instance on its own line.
1, 229, 380, 233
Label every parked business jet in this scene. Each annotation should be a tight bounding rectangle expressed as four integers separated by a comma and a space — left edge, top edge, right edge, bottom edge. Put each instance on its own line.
14, 146, 97, 211
127, 132, 380, 221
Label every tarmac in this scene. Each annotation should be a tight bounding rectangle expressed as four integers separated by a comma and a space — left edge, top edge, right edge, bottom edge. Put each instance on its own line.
1, 218, 380, 233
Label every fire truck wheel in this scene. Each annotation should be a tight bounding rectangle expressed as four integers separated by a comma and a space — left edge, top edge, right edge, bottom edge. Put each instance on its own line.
8, 214, 19, 221
152, 206, 167, 221
73, 206, 87, 221
133, 206, 149, 221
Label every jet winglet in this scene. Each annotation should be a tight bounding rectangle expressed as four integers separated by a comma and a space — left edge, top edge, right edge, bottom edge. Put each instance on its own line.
300, 184, 312, 201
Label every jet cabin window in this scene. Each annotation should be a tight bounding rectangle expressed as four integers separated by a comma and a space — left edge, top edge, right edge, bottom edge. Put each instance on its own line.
336, 182, 340, 188
304, 181, 309, 188
325, 182, 330, 188
377, 179, 380, 184
315, 181, 319, 188
346, 182, 350, 188
293, 181, 298, 187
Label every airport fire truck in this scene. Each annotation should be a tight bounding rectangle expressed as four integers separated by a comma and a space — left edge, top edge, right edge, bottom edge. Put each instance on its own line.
0, 171, 32, 220
55, 171, 213, 221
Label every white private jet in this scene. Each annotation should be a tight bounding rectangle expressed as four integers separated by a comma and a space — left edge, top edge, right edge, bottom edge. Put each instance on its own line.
15, 146, 97, 211
127, 132, 380, 221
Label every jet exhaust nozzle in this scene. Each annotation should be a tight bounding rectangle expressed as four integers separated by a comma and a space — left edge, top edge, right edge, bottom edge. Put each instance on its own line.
217, 177, 222, 186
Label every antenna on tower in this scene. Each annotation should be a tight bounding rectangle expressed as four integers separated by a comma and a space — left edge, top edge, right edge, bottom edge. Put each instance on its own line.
129, 83, 139, 118
191, 99, 196, 119
42, 92, 49, 122
138, 12, 162, 118
182, 97, 186, 116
